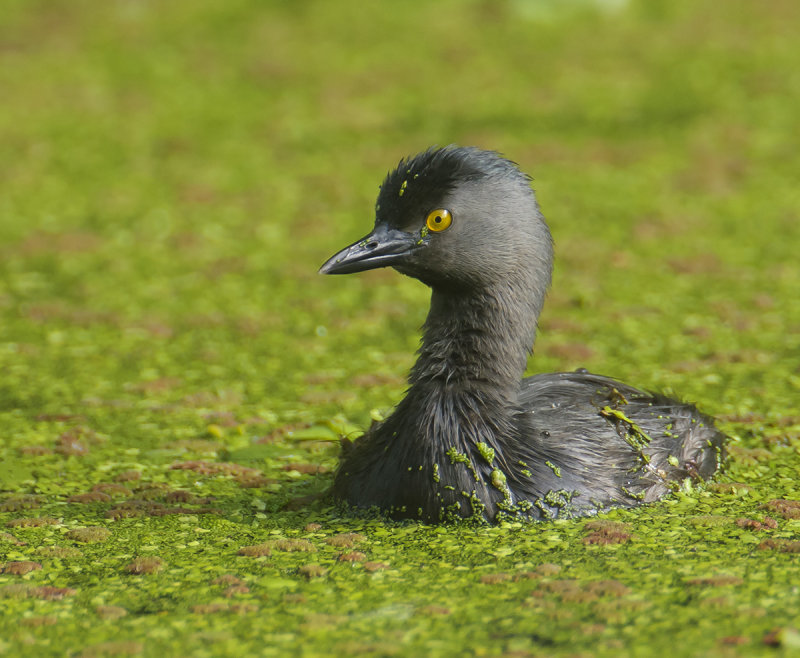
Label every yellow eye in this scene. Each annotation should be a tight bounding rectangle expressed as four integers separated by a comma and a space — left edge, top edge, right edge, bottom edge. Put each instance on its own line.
425, 209, 452, 233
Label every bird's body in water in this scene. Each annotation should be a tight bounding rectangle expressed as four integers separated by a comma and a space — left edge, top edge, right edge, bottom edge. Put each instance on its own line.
320, 146, 726, 523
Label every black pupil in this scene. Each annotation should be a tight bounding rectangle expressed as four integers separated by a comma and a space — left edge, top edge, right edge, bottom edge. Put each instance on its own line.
435, 216, 441, 222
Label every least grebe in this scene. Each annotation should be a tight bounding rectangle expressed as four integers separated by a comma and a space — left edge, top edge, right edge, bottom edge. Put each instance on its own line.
320, 146, 726, 523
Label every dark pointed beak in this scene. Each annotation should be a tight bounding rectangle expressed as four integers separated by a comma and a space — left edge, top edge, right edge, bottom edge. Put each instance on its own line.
319, 225, 420, 275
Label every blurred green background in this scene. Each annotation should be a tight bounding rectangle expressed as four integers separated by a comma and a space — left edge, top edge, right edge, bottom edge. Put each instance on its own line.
1, 0, 799, 656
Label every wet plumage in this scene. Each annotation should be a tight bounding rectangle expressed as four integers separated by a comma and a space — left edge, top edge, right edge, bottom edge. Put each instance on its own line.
320, 146, 726, 523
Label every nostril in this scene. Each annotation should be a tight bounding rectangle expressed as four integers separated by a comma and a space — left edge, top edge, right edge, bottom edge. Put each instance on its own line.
366, 241, 378, 250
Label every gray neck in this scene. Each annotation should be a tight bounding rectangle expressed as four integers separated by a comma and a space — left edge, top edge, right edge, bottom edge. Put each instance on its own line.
409, 279, 542, 396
